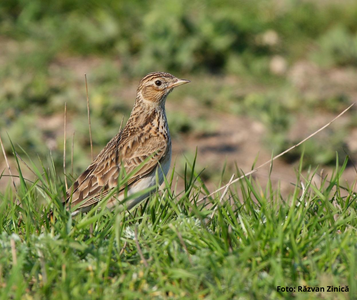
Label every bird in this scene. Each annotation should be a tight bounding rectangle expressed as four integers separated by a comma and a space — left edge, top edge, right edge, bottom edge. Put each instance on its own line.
64, 72, 190, 215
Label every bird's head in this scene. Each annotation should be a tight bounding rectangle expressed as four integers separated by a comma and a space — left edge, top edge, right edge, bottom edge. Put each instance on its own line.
137, 72, 190, 106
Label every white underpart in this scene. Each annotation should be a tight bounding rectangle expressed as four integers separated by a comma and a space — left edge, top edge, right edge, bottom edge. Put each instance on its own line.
107, 150, 171, 211
125, 153, 171, 209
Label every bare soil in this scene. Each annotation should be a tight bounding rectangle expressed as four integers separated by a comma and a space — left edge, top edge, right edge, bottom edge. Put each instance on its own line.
1, 56, 357, 199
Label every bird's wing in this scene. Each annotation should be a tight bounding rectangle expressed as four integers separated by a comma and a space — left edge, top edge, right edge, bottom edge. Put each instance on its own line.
64, 129, 168, 211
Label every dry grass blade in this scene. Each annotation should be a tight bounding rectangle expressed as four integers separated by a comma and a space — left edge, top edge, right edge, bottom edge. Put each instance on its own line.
198, 103, 355, 203
63, 102, 68, 190
85, 74, 93, 161
209, 174, 235, 220
134, 226, 148, 268
0, 135, 17, 192
71, 132, 75, 177
14, 152, 37, 178
119, 241, 128, 256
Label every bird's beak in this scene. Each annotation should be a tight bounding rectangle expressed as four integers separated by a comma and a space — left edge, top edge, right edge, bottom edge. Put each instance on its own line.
169, 78, 190, 89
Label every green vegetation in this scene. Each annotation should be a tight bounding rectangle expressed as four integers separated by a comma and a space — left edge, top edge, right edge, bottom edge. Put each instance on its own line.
1, 0, 357, 168
2, 0, 357, 74
1, 151, 356, 299
1, 1, 357, 298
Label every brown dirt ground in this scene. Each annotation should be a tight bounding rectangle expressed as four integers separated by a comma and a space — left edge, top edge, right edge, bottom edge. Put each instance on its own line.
1, 57, 357, 200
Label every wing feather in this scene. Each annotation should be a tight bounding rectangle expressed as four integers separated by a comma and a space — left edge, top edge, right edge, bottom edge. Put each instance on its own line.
65, 128, 168, 211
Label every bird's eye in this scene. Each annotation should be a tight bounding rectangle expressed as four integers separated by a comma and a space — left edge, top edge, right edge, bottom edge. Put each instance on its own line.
155, 80, 162, 86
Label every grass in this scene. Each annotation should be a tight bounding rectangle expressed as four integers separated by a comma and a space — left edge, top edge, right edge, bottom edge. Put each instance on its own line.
1, 1, 357, 298
0, 145, 357, 299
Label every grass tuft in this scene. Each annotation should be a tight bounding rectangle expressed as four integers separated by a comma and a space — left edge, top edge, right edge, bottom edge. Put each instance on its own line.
0, 146, 356, 299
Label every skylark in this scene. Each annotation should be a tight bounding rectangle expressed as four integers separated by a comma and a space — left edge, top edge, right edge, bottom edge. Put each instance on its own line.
64, 72, 189, 215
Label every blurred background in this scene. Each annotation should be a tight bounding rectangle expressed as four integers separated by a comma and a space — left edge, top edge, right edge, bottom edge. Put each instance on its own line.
1, 0, 357, 193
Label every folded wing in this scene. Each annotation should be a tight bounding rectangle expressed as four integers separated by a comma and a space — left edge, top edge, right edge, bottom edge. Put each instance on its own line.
64, 130, 168, 211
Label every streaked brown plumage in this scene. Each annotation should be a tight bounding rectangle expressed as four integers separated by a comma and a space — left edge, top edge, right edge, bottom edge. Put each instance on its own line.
65, 72, 189, 214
